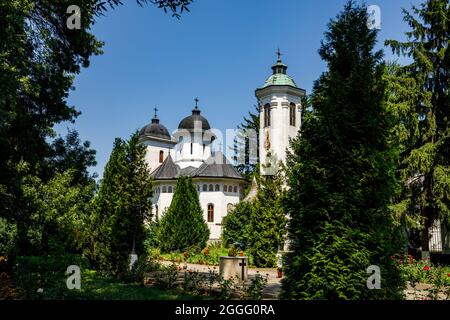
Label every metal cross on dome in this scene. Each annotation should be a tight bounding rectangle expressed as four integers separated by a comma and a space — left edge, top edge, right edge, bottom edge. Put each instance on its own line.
276, 48, 282, 61
194, 97, 199, 109
153, 106, 158, 118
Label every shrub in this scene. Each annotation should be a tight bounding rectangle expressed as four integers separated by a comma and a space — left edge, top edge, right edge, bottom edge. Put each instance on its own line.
157, 177, 209, 253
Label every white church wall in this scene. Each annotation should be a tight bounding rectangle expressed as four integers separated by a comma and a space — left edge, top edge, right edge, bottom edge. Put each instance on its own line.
258, 91, 303, 175
152, 179, 243, 241
142, 139, 175, 173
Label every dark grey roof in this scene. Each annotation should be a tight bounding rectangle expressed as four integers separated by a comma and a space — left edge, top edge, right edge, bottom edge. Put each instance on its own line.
151, 152, 244, 180
178, 107, 211, 131
140, 117, 171, 140
194, 152, 243, 179
151, 154, 178, 179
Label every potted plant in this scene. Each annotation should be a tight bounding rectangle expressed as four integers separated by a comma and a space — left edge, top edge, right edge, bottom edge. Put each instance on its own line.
228, 246, 238, 257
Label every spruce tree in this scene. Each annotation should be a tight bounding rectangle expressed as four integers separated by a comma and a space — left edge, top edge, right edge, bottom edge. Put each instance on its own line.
282, 1, 404, 299
222, 201, 253, 247
158, 176, 209, 253
385, 0, 450, 259
249, 174, 286, 268
90, 132, 153, 277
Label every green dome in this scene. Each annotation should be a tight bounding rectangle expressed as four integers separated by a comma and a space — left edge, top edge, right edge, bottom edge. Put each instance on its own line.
263, 73, 298, 88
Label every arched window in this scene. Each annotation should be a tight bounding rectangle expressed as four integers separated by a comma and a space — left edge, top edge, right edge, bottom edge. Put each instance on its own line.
159, 150, 164, 163
203, 184, 207, 192
264, 104, 271, 127
155, 205, 159, 220
197, 185, 200, 192
190, 143, 193, 154
168, 186, 173, 193
162, 186, 167, 193
289, 103, 296, 126
215, 184, 220, 191
227, 203, 234, 213
207, 204, 214, 223
223, 185, 227, 192
228, 185, 233, 193
233, 186, 237, 193
209, 184, 214, 191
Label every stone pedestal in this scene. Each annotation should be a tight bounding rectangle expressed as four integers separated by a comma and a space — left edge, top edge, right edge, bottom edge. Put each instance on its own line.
219, 256, 248, 281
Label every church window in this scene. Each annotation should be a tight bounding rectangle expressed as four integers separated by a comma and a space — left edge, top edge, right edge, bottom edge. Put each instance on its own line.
197, 185, 200, 192
155, 205, 159, 220
190, 143, 193, 154
264, 104, 271, 127
162, 186, 167, 193
203, 144, 206, 153
209, 184, 214, 191
215, 184, 220, 191
159, 150, 164, 163
289, 103, 296, 126
203, 184, 207, 192
228, 186, 233, 192
223, 185, 227, 192
207, 204, 214, 223
227, 203, 234, 213
233, 186, 237, 193
168, 186, 173, 193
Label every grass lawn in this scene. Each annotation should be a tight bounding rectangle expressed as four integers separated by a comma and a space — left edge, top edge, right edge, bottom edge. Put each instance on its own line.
71, 270, 201, 300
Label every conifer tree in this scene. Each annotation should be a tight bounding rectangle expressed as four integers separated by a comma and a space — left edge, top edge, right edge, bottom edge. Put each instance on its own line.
385, 0, 450, 258
157, 176, 209, 253
90, 132, 153, 277
282, 1, 404, 299
249, 174, 286, 268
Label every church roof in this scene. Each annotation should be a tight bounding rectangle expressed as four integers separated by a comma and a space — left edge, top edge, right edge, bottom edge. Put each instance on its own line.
260, 53, 300, 89
151, 152, 244, 181
178, 105, 211, 132
194, 152, 243, 179
140, 116, 172, 140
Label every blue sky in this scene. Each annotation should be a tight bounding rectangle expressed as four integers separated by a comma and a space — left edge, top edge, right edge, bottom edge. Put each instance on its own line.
59, 0, 421, 178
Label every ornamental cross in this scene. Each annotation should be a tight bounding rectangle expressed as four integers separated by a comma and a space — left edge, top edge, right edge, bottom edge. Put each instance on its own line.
239, 259, 247, 281
276, 48, 282, 61
194, 97, 199, 108
153, 106, 158, 118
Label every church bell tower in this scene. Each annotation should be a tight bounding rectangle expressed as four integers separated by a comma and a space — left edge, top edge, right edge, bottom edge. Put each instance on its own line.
255, 50, 306, 176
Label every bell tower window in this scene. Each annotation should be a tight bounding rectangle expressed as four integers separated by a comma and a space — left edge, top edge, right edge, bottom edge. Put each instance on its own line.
159, 150, 164, 163
289, 103, 296, 126
264, 104, 271, 127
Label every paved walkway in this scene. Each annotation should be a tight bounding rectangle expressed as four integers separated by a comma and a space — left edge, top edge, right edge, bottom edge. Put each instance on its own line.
159, 260, 282, 299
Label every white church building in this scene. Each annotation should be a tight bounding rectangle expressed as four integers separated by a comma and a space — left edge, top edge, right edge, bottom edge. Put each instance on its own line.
139, 53, 306, 240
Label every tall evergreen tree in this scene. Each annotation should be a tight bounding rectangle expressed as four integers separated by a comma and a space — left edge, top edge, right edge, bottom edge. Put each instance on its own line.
249, 174, 286, 268
233, 105, 260, 176
282, 1, 404, 299
157, 176, 209, 253
90, 132, 153, 277
385, 0, 450, 258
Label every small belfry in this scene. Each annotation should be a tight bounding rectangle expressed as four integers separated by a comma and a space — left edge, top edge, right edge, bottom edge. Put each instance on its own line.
255, 50, 306, 176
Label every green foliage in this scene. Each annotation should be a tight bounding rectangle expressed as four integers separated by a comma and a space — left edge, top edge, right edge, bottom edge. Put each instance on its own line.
385, 0, 450, 253
246, 273, 268, 300
19, 168, 95, 255
223, 174, 286, 268
157, 176, 210, 253
13, 254, 89, 299
222, 202, 252, 247
233, 104, 260, 176
249, 174, 287, 268
282, 1, 404, 299
0, 217, 17, 257
89, 132, 153, 278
